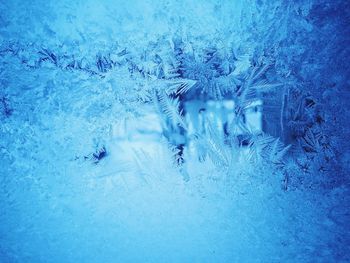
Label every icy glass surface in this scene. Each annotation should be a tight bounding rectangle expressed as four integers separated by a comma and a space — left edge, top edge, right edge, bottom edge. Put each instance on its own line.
0, 0, 349, 262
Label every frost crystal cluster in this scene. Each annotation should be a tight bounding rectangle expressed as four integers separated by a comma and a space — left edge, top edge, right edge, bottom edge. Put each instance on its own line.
0, 0, 349, 262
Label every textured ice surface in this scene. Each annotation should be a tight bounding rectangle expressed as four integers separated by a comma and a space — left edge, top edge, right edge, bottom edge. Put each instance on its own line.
0, 0, 349, 262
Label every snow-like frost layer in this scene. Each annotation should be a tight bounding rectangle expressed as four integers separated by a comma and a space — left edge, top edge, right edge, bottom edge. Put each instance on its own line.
0, 0, 349, 262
